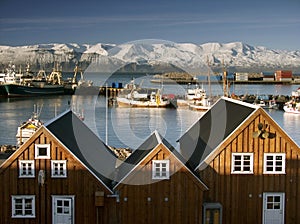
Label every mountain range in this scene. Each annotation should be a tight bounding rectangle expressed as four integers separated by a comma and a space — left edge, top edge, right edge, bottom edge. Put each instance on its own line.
1, 42, 300, 73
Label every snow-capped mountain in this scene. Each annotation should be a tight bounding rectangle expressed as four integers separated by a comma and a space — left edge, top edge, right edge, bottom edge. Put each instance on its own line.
0, 42, 299, 72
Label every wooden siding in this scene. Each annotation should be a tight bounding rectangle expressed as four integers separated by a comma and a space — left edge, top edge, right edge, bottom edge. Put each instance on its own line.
0, 127, 116, 224
115, 144, 206, 224
199, 108, 300, 224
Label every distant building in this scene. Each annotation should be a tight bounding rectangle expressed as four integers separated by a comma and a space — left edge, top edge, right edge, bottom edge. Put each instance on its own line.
262, 72, 275, 81
275, 70, 292, 82
235, 72, 249, 81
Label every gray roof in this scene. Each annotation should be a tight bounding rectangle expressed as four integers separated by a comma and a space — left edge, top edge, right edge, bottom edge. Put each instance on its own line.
178, 97, 257, 170
45, 110, 117, 191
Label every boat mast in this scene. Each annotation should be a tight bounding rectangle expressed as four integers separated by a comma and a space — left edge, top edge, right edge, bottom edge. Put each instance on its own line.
222, 58, 228, 97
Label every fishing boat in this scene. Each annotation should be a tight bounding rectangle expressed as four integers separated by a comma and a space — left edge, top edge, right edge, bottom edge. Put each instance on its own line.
283, 101, 300, 114
177, 84, 211, 111
16, 105, 43, 147
188, 96, 211, 111
64, 64, 97, 95
116, 80, 172, 108
3, 66, 64, 97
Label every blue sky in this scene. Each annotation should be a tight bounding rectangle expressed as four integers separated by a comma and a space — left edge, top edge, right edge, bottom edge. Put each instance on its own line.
0, 0, 299, 50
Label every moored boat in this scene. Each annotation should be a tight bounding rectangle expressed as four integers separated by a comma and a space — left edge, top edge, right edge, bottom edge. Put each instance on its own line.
283, 101, 300, 114
16, 106, 43, 147
3, 66, 65, 97
116, 80, 173, 108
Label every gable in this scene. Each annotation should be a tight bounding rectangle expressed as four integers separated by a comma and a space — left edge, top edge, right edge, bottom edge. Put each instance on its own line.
114, 142, 207, 190
179, 97, 256, 170
198, 107, 300, 170
45, 110, 118, 189
0, 126, 113, 193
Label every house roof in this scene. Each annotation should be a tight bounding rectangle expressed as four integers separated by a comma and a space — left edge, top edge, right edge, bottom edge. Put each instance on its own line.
45, 109, 118, 191
178, 97, 257, 170
113, 130, 208, 190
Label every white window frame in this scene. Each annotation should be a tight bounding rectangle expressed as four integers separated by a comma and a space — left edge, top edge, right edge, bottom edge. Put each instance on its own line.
231, 153, 254, 174
152, 160, 170, 179
19, 160, 35, 178
12, 195, 35, 218
35, 144, 50, 159
51, 160, 67, 178
263, 153, 286, 174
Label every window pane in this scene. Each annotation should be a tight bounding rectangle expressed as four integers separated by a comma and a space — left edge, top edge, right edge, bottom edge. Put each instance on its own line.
38, 147, 47, 156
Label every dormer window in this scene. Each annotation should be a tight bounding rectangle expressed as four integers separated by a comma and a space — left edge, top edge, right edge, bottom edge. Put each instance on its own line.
35, 144, 50, 159
152, 160, 170, 179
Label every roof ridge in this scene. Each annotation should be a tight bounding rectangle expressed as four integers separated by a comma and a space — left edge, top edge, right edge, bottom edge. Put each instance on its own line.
221, 96, 259, 109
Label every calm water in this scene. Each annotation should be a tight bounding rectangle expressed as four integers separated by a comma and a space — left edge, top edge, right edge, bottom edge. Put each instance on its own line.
0, 73, 299, 149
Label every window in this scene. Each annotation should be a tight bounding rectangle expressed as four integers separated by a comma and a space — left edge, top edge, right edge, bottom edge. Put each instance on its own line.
231, 153, 253, 174
152, 160, 170, 179
51, 160, 67, 178
19, 160, 35, 178
35, 144, 50, 159
264, 153, 286, 174
12, 195, 35, 218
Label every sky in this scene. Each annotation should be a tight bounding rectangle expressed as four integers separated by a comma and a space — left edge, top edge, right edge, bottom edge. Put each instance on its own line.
0, 0, 300, 50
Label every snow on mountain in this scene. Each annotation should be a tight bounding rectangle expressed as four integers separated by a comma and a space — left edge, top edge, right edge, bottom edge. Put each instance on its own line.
0, 42, 300, 72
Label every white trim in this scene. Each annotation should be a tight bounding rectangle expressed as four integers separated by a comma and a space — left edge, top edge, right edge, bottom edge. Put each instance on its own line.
35, 144, 51, 159
231, 153, 254, 174
11, 195, 35, 218
19, 160, 35, 178
44, 126, 113, 194
51, 160, 67, 178
152, 160, 170, 179
263, 153, 286, 174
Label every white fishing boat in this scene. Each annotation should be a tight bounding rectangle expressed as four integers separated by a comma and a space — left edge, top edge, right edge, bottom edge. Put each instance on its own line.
16, 105, 43, 147
117, 88, 171, 107
116, 80, 172, 108
283, 101, 300, 114
177, 84, 211, 111
188, 96, 211, 111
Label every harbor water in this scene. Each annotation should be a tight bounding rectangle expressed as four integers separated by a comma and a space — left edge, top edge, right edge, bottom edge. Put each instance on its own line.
0, 73, 299, 149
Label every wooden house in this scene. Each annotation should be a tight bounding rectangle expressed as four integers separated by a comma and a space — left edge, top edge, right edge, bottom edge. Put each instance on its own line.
179, 97, 300, 224
0, 110, 208, 224
0, 110, 119, 224
112, 130, 208, 224
1, 97, 299, 224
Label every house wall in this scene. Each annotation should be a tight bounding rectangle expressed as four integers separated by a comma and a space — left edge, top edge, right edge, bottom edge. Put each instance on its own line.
115, 146, 205, 224
198, 110, 300, 224
0, 129, 115, 224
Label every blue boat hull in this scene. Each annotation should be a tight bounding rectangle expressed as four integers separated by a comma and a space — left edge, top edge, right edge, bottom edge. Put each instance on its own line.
4, 84, 65, 97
